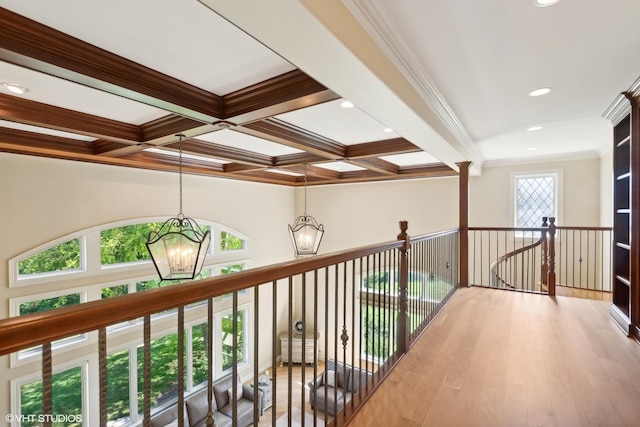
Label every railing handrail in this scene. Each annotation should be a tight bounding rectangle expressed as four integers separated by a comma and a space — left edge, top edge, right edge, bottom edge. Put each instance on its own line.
0, 238, 406, 357
555, 225, 612, 231
469, 226, 546, 232
411, 228, 459, 243
490, 232, 547, 289
470, 225, 612, 232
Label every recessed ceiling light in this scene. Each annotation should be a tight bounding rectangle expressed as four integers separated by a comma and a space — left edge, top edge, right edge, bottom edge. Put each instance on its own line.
340, 100, 354, 108
1, 82, 29, 95
535, 0, 561, 7
527, 147, 537, 151
527, 126, 543, 131
528, 87, 552, 97
383, 128, 393, 133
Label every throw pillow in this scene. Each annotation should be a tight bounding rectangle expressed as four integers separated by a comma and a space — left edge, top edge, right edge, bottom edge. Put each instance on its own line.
227, 382, 243, 402
325, 369, 337, 387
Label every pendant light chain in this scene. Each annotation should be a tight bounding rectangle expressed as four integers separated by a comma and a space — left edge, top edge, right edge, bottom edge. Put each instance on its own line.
303, 163, 308, 218
178, 134, 184, 217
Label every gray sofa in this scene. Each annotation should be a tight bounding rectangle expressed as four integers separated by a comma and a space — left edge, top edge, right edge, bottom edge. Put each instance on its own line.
150, 374, 261, 427
308, 359, 372, 416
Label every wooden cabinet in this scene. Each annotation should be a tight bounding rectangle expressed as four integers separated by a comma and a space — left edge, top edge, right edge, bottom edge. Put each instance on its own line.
280, 332, 319, 365
610, 95, 640, 337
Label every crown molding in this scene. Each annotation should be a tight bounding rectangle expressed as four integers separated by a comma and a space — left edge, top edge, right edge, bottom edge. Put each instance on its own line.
482, 150, 602, 169
341, 0, 479, 160
602, 74, 640, 125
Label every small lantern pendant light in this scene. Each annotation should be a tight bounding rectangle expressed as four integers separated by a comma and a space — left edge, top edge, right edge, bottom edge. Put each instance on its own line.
288, 164, 324, 257
146, 134, 211, 280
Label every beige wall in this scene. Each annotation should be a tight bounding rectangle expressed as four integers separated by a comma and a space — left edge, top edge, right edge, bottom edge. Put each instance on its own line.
600, 149, 614, 226
299, 176, 460, 254
0, 152, 608, 421
0, 153, 295, 420
470, 157, 603, 227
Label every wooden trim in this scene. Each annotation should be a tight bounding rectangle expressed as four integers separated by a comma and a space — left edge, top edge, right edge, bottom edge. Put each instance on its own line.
0, 239, 404, 356
0, 127, 95, 155
223, 70, 339, 122
630, 100, 640, 328
239, 118, 346, 158
457, 162, 470, 287
345, 138, 420, 158
0, 93, 141, 143
0, 8, 223, 122
350, 157, 399, 175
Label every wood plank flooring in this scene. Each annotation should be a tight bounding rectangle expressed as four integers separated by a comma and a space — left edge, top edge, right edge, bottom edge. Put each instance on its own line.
347, 287, 640, 427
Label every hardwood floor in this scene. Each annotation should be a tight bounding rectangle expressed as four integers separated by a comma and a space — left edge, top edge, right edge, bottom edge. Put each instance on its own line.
348, 287, 640, 427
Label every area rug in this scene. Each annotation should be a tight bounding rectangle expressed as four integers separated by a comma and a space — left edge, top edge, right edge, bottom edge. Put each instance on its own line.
275, 406, 325, 427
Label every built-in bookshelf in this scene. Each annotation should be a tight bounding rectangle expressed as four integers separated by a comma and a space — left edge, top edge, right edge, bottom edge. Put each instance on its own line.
610, 95, 639, 337
612, 113, 632, 330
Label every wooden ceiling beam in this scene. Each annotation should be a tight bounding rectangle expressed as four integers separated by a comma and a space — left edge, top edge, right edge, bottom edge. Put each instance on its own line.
224, 70, 340, 124
0, 94, 141, 143
345, 137, 421, 158
238, 118, 346, 159
349, 157, 399, 175
0, 7, 223, 123
0, 127, 94, 155
175, 139, 274, 167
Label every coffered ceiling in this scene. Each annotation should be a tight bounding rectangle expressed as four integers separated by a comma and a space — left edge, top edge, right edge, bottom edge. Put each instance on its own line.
0, 0, 638, 186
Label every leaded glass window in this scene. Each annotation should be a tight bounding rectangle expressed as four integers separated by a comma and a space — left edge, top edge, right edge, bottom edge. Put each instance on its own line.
515, 174, 556, 228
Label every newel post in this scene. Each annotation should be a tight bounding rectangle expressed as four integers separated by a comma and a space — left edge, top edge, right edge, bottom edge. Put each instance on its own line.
397, 220, 410, 354
547, 217, 557, 296
457, 162, 471, 287
541, 217, 549, 287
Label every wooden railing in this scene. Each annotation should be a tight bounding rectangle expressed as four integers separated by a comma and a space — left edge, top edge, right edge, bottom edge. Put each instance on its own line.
469, 218, 612, 297
0, 222, 459, 427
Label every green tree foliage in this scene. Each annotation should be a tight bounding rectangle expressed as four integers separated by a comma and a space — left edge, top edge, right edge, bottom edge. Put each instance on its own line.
18, 239, 80, 275
101, 223, 162, 265
220, 231, 243, 251
221, 312, 244, 371
21, 367, 83, 427
19, 294, 81, 316
102, 284, 129, 299
106, 350, 130, 422
362, 305, 394, 360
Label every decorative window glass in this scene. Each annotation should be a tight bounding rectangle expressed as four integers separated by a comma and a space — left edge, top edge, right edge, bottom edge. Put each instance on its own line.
515, 174, 557, 228
18, 238, 81, 277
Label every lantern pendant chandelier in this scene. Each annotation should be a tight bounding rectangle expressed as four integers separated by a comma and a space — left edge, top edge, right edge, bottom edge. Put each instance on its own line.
146, 134, 211, 281
288, 164, 324, 258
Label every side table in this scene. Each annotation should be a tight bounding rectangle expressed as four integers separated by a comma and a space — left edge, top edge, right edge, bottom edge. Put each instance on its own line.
252, 376, 272, 415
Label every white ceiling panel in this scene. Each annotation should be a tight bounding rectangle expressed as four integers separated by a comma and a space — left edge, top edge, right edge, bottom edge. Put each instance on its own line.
196, 129, 303, 156
0, 0, 296, 95
0, 61, 167, 124
380, 152, 441, 166
276, 99, 399, 145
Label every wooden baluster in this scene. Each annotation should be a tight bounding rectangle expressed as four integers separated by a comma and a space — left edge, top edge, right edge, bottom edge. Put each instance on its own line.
548, 217, 557, 296
42, 342, 52, 427
397, 220, 410, 355
177, 307, 185, 427
99, 327, 107, 427
541, 217, 549, 289
457, 161, 471, 287
143, 315, 151, 427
